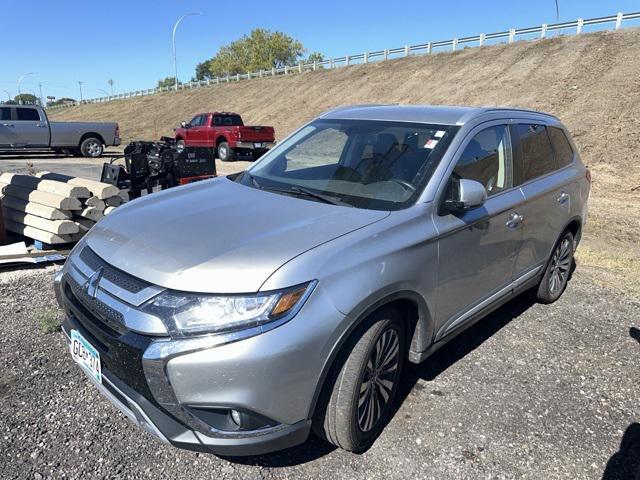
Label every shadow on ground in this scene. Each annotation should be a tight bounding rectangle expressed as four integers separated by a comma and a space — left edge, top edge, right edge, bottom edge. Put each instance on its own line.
602, 423, 640, 479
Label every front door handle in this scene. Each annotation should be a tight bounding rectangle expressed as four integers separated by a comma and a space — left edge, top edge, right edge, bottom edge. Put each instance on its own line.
557, 192, 570, 205
505, 212, 524, 229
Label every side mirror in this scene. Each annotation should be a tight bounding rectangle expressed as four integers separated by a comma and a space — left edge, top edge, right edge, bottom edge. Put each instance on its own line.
444, 178, 487, 212
181, 121, 189, 128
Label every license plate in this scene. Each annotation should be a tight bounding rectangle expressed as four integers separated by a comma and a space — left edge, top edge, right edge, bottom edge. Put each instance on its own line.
254, 142, 263, 148
70, 329, 102, 384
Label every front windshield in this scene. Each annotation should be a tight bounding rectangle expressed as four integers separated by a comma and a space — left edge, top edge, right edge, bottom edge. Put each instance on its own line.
242, 119, 458, 211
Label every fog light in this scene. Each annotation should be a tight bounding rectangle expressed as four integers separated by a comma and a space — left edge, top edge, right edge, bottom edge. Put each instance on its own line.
230, 409, 242, 427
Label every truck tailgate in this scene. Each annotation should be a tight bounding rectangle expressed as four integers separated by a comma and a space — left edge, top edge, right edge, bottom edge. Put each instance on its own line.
237, 126, 275, 142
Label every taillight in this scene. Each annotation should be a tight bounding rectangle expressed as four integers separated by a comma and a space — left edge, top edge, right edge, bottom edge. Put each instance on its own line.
585, 167, 591, 183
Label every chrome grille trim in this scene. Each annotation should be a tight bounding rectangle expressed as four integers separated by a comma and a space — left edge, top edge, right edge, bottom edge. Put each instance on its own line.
71, 246, 164, 307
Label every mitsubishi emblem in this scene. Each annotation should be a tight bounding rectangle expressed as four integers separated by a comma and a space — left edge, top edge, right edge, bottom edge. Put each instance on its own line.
84, 268, 103, 299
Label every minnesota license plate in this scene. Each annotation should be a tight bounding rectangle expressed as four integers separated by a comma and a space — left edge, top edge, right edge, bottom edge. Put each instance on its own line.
70, 329, 102, 384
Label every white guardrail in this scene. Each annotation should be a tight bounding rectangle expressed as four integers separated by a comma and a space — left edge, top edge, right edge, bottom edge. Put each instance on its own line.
48, 11, 640, 110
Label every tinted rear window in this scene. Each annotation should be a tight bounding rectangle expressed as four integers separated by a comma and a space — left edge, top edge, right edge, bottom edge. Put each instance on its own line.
214, 115, 242, 126
548, 126, 574, 168
16, 108, 40, 121
0, 107, 10, 121
515, 124, 556, 182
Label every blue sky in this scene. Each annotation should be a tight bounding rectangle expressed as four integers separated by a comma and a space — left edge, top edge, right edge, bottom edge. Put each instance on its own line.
2, 0, 639, 101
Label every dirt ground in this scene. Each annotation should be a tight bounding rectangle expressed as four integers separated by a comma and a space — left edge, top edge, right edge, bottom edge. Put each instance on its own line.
48, 27, 640, 298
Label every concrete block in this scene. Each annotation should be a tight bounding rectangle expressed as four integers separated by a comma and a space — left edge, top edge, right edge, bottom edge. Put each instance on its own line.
118, 190, 130, 203
84, 196, 106, 209
3, 219, 82, 245
36, 171, 119, 199
105, 196, 122, 207
0, 173, 90, 198
104, 206, 116, 215
76, 207, 104, 222
0, 195, 72, 220
0, 183, 82, 210
74, 218, 95, 233
3, 208, 79, 235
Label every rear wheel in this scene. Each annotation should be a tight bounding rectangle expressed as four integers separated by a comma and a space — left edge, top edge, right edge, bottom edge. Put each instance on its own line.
217, 142, 235, 162
314, 308, 405, 452
79, 137, 103, 158
175, 139, 186, 152
534, 230, 574, 304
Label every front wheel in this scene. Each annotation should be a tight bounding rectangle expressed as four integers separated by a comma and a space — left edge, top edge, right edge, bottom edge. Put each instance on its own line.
79, 137, 103, 158
533, 230, 574, 304
217, 142, 235, 162
175, 139, 186, 153
314, 308, 405, 452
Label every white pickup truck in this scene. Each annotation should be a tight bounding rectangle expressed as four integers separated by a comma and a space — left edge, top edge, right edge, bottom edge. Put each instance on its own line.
0, 104, 120, 157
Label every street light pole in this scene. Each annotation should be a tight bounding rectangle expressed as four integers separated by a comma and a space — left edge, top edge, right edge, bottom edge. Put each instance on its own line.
78, 81, 83, 103
17, 72, 36, 104
172, 12, 201, 91
38, 82, 44, 107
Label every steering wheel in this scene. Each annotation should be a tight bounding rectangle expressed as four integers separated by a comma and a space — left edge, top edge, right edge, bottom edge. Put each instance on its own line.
389, 178, 416, 192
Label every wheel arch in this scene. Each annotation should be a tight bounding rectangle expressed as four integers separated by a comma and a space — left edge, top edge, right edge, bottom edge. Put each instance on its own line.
308, 290, 433, 419
216, 135, 228, 146
78, 132, 105, 147
564, 216, 582, 247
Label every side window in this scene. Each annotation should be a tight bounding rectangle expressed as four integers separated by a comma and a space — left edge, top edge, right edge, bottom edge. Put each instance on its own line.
515, 124, 556, 181
454, 125, 512, 196
190, 115, 203, 126
0, 107, 10, 121
548, 126, 574, 168
16, 108, 41, 121
213, 116, 222, 126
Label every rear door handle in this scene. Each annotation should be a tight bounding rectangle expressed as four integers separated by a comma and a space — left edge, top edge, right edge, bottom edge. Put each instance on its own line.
557, 192, 570, 205
505, 212, 524, 229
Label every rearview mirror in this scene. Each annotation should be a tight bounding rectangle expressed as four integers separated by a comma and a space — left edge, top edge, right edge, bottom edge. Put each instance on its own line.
444, 178, 487, 212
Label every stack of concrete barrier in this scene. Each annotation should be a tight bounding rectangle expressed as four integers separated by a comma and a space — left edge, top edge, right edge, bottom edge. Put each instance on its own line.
0, 172, 128, 246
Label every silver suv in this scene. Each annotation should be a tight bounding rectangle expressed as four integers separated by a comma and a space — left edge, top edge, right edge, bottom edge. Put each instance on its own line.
55, 105, 590, 455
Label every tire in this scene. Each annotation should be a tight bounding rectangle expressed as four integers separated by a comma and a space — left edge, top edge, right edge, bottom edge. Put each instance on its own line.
314, 308, 406, 452
79, 137, 103, 158
217, 142, 235, 162
533, 230, 574, 304
176, 140, 186, 153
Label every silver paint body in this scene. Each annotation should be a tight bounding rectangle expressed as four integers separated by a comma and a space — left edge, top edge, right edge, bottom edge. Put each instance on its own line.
57, 105, 589, 436
0, 105, 120, 149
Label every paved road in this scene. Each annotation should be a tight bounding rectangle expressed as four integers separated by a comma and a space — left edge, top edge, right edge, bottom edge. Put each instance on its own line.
0, 266, 638, 479
0, 151, 251, 180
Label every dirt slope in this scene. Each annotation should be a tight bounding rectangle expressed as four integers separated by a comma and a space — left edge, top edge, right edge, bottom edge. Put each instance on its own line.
50, 28, 640, 296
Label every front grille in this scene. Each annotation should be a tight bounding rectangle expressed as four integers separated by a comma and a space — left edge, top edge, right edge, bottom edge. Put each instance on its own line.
65, 274, 126, 334
79, 247, 151, 294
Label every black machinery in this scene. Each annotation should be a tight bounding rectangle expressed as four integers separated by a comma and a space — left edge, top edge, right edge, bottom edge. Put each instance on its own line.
101, 137, 217, 199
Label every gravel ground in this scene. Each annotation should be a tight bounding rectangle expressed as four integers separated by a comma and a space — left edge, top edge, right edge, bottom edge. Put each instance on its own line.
0, 266, 638, 479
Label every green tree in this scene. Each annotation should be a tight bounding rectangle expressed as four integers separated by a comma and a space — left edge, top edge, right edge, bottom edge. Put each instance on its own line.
14, 93, 38, 105
157, 77, 182, 89
195, 29, 305, 79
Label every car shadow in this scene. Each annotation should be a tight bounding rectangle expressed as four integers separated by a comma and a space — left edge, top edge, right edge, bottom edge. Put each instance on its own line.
0, 150, 122, 161
224, 289, 539, 467
602, 423, 640, 479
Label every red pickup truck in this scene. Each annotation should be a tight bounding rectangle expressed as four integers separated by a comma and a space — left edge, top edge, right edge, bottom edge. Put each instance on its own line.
174, 112, 275, 161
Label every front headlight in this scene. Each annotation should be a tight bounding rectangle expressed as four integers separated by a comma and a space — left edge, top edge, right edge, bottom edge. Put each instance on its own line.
142, 281, 316, 338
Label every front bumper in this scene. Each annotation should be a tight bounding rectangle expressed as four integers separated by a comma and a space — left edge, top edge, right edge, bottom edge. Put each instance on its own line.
61, 315, 311, 456
54, 254, 348, 456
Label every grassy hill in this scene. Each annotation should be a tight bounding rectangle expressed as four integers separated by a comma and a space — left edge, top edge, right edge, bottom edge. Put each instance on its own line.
50, 28, 640, 296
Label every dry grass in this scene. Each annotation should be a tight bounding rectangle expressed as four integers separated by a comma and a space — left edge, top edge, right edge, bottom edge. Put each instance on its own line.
50, 28, 640, 298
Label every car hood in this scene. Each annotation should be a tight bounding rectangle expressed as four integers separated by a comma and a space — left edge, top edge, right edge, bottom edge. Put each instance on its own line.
85, 177, 389, 293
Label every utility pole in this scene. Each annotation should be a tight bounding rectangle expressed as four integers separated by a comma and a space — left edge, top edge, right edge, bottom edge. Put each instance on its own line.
107, 79, 114, 96
38, 82, 44, 107
172, 12, 201, 91
78, 81, 83, 103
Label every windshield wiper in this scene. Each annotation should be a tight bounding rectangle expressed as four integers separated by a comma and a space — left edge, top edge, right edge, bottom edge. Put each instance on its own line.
265, 185, 349, 206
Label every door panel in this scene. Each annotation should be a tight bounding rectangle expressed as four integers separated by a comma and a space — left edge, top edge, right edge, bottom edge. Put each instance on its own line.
15, 107, 49, 147
433, 122, 524, 339
434, 189, 525, 338
0, 107, 17, 146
